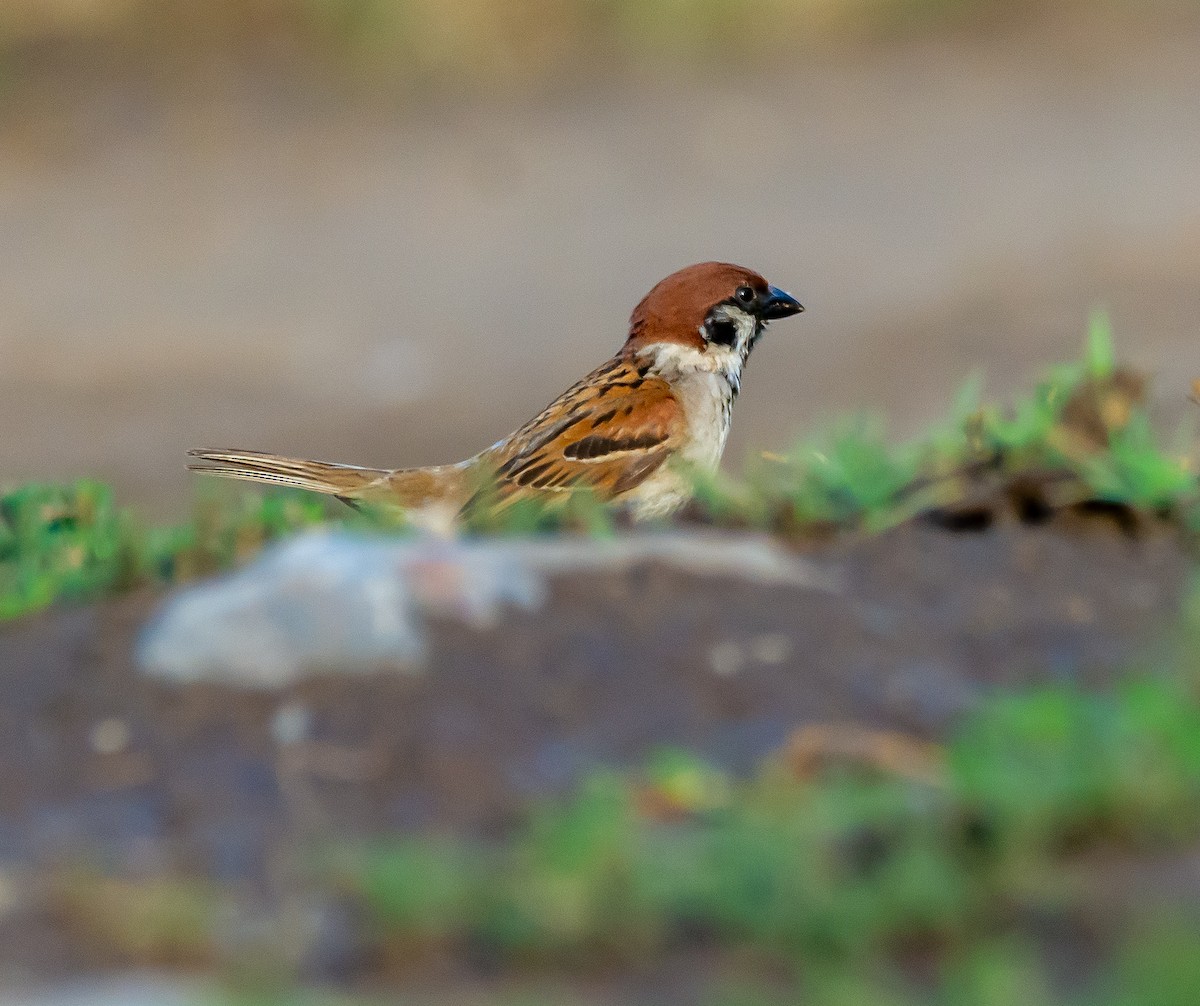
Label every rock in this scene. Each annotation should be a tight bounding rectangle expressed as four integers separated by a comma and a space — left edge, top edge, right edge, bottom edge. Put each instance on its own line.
136, 530, 838, 689
1, 976, 204, 1006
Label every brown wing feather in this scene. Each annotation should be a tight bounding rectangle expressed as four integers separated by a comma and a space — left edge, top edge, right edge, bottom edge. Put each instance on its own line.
471, 358, 682, 513
193, 358, 683, 519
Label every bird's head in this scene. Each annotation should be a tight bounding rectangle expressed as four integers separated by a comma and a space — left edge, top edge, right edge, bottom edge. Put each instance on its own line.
624, 262, 803, 376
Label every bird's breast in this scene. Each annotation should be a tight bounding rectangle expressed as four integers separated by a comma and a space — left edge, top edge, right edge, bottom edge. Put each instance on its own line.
673, 368, 736, 471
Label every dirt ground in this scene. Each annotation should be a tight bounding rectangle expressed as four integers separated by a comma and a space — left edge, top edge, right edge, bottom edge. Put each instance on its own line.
0, 516, 1192, 984
2, 11, 1200, 515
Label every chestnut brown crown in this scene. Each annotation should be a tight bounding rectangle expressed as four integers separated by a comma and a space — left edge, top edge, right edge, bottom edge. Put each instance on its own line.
625, 261, 803, 351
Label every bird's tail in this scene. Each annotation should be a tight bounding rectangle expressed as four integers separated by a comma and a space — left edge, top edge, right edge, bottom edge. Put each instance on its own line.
187, 449, 468, 510
187, 448, 392, 499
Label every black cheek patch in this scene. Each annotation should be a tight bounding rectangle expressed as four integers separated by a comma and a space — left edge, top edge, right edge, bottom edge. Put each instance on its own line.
707, 319, 738, 348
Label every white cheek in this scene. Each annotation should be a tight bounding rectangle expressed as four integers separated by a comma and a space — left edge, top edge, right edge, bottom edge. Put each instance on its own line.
733, 312, 759, 355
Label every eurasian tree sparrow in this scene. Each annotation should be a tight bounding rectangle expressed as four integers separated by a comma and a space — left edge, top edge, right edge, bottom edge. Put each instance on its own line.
190, 261, 803, 520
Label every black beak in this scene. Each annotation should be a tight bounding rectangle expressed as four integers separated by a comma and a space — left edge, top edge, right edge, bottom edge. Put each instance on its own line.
760, 285, 804, 320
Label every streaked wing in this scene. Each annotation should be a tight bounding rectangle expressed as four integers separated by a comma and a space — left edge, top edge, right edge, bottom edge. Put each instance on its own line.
471, 357, 683, 511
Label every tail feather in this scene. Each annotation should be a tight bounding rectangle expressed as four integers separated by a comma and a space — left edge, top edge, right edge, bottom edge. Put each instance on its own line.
188, 448, 471, 511
188, 449, 389, 499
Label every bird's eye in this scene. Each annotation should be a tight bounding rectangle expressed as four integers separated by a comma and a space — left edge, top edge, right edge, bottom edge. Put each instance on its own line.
735, 285, 756, 308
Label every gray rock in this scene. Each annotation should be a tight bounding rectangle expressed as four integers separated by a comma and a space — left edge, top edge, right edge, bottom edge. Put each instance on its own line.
137, 530, 838, 689
1, 975, 203, 1006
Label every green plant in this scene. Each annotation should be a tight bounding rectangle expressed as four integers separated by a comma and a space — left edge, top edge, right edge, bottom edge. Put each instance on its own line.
0, 480, 133, 619
951, 679, 1200, 848
0, 481, 332, 620
740, 415, 924, 532
1074, 413, 1197, 510
343, 671, 1200, 981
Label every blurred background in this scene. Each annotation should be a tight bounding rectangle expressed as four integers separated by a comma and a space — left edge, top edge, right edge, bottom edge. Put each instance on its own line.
2, 0, 1199, 514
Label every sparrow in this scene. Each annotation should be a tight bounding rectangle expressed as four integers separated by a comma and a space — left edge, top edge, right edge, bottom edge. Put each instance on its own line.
189, 261, 803, 521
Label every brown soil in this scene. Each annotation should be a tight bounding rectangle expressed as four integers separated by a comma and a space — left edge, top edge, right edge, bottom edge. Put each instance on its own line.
0, 517, 1191, 985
